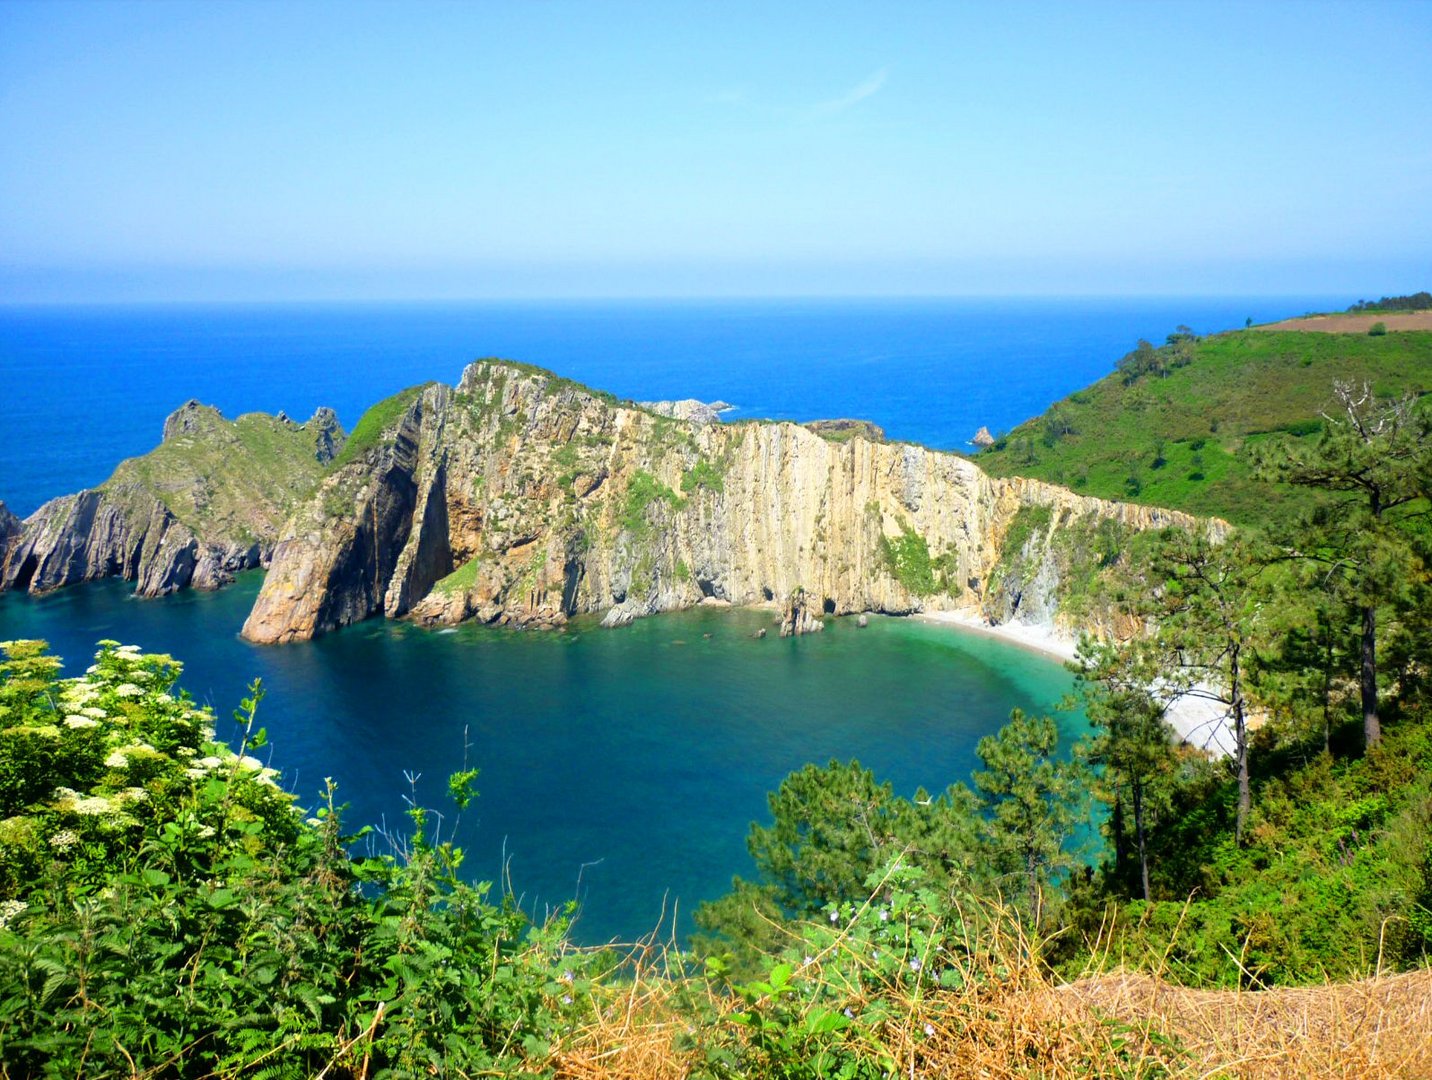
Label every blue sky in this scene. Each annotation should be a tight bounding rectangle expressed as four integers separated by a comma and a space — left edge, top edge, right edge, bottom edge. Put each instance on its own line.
1, 1, 1429, 301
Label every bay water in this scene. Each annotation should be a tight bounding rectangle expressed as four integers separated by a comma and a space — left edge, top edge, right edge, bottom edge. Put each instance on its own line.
0, 295, 1341, 940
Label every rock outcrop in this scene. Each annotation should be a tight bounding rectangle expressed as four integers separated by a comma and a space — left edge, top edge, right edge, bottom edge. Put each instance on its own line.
805, 419, 886, 442
637, 399, 731, 424
779, 590, 825, 636
972, 426, 995, 448
240, 360, 1211, 644
0, 502, 21, 568
1, 404, 345, 597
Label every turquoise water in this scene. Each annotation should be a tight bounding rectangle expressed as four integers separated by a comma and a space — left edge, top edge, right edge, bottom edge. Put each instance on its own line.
0, 576, 1081, 943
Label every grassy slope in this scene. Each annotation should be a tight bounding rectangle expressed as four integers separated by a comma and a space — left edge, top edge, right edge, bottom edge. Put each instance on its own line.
977, 329, 1432, 524
104, 408, 337, 541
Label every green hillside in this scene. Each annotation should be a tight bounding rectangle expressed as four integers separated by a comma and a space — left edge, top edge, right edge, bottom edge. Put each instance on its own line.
977, 329, 1432, 523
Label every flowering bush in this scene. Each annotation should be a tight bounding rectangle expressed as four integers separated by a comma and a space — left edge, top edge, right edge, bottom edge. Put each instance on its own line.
0, 639, 597, 1078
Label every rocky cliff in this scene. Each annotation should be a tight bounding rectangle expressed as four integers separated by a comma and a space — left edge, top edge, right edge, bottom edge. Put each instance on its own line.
1, 403, 344, 596
240, 360, 1208, 644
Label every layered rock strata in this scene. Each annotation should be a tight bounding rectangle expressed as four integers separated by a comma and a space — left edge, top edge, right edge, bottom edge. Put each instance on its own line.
1, 403, 344, 597
241, 360, 1208, 644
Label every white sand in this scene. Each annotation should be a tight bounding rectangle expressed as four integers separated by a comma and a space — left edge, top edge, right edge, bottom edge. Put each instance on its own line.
912, 610, 1235, 758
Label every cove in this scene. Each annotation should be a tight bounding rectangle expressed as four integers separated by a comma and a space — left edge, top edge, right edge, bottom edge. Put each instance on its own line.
0, 574, 1083, 944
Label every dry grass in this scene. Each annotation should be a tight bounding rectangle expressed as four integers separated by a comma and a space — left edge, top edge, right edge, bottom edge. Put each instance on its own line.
549, 900, 1432, 1080
1256, 311, 1432, 333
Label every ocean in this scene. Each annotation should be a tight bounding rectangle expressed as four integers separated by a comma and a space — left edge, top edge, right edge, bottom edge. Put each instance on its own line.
0, 295, 1342, 940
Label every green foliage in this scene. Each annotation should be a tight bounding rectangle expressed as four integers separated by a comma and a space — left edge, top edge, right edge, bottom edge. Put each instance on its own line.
329, 383, 430, 468
879, 523, 949, 596
972, 710, 1091, 920
0, 639, 597, 1078
432, 555, 481, 596
1369, 321, 1389, 336
1349, 291, 1432, 313
696, 709, 1091, 970
681, 456, 727, 495
620, 469, 685, 537
979, 329, 1432, 523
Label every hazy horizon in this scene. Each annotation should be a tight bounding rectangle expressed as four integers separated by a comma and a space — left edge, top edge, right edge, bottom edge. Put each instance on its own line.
2, 1, 1428, 304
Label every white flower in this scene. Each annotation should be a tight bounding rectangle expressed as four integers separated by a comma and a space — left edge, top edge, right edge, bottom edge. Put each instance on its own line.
64, 715, 99, 729
71, 796, 114, 816
114, 683, 144, 697
81, 707, 107, 719
105, 751, 129, 769
118, 787, 149, 804
0, 899, 27, 929
196, 825, 216, 839
116, 644, 142, 655
238, 755, 264, 771
923, 1023, 935, 1038
52, 787, 79, 801
176, 747, 196, 757
197, 756, 223, 770
185, 768, 208, 780
154, 693, 173, 704
48, 830, 79, 851
305, 817, 323, 827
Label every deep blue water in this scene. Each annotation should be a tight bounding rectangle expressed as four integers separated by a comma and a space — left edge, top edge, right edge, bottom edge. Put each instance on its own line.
0, 296, 1342, 517
0, 295, 1345, 941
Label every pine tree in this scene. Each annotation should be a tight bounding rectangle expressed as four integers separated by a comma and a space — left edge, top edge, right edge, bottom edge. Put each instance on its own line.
1256, 382, 1432, 750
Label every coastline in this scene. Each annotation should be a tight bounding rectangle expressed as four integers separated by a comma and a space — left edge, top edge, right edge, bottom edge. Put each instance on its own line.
912, 609, 1235, 758
914, 609, 1080, 663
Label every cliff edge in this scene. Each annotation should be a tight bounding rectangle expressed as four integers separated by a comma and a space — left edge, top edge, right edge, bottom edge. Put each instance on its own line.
1, 403, 345, 596
241, 360, 1207, 643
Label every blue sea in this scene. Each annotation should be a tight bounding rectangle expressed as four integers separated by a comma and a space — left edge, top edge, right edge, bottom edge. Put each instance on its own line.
0, 296, 1343, 941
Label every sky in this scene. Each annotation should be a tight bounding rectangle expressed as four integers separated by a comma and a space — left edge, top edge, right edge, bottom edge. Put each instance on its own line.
1, 1, 1429, 302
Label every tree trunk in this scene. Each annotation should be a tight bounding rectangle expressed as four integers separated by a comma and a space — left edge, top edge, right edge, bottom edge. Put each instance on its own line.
1231, 644, 1250, 845
1133, 777, 1150, 902
1362, 604, 1382, 749
1111, 789, 1127, 881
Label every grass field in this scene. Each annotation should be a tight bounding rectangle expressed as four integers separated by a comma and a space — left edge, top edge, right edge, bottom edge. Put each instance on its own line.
977, 329, 1432, 524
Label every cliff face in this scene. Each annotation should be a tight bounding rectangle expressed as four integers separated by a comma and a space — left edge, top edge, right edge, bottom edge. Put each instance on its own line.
242, 360, 1208, 644
1, 403, 344, 597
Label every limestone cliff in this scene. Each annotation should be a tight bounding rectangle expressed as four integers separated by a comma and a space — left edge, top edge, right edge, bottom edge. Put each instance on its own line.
2, 404, 344, 597
241, 360, 1208, 644
0, 502, 21, 568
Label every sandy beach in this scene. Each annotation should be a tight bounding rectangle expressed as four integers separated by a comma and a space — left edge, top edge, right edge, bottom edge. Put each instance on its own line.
914, 609, 1236, 757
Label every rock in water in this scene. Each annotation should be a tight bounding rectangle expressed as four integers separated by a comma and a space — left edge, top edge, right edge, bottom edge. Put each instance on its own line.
972, 426, 995, 449
779, 589, 825, 637
857, 613, 869, 628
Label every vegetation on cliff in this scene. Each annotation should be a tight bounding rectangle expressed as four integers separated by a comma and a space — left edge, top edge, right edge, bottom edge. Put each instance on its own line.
977, 328, 1432, 523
